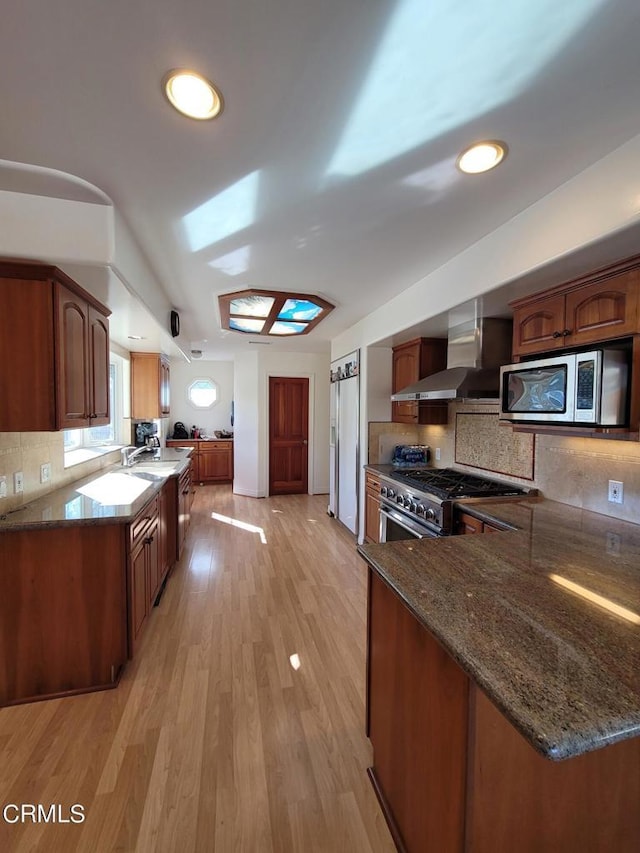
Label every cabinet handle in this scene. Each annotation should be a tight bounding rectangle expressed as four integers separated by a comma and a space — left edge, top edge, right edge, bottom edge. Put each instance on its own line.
552, 331, 562, 338
144, 536, 154, 545
562, 329, 572, 337
182, 489, 190, 495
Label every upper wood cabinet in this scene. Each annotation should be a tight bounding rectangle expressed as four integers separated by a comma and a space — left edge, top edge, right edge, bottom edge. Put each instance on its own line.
130, 352, 171, 419
0, 260, 111, 431
511, 261, 640, 358
392, 337, 448, 424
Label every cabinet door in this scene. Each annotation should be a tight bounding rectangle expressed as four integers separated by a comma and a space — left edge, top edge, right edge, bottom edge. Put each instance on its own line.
130, 539, 148, 650
367, 569, 468, 852
565, 274, 639, 346
147, 519, 160, 607
511, 293, 567, 357
365, 491, 381, 543
160, 357, 171, 416
198, 444, 233, 482
88, 307, 110, 424
392, 342, 421, 423
55, 283, 90, 428
131, 352, 163, 419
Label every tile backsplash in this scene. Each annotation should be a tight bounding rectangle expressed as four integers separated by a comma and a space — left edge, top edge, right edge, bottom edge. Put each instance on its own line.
0, 430, 124, 514
369, 401, 640, 523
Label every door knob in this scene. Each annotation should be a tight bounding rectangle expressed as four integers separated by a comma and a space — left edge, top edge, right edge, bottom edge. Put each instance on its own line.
302, 439, 308, 445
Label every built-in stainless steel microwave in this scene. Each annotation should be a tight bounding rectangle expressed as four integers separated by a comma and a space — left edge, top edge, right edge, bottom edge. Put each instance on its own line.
500, 349, 629, 426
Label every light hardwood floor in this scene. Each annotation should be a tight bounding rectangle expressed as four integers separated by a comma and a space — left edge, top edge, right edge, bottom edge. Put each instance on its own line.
0, 486, 395, 852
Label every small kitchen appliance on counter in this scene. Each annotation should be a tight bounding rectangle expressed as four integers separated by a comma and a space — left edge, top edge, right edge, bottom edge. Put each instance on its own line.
391, 444, 430, 468
133, 421, 161, 449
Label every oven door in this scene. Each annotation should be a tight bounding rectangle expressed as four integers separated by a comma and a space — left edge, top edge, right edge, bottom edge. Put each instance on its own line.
379, 502, 441, 541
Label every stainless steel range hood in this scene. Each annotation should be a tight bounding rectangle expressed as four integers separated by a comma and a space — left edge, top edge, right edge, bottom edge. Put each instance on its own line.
391, 317, 512, 402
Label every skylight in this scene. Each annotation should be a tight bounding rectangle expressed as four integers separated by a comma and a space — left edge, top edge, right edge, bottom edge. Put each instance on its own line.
219, 289, 334, 337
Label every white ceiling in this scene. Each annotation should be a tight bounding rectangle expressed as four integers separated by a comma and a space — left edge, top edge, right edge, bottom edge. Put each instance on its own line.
2, 0, 640, 358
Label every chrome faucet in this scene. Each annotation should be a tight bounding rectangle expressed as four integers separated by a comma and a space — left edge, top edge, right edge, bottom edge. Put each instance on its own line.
121, 445, 149, 467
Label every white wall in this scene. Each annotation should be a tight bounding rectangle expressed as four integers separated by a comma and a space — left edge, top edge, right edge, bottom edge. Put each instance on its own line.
232, 349, 330, 498
331, 131, 640, 359
169, 359, 234, 437
233, 351, 261, 497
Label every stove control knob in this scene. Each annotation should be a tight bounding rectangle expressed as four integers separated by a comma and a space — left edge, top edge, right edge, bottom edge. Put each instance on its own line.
425, 507, 436, 521
403, 496, 412, 509
380, 486, 388, 497
397, 495, 404, 505
410, 501, 419, 513
386, 488, 395, 499
416, 504, 426, 516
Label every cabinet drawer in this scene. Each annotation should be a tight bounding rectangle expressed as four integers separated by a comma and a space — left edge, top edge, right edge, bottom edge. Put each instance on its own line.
365, 472, 381, 496
130, 495, 159, 548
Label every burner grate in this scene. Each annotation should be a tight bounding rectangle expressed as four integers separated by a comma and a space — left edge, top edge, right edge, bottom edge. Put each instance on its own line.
390, 468, 526, 500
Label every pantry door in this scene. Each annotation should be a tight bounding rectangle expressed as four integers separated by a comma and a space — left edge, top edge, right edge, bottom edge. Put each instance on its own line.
269, 377, 309, 495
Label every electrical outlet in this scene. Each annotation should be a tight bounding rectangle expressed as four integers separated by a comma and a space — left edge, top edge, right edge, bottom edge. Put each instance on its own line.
14, 471, 24, 494
435, 447, 441, 461
40, 463, 51, 483
0, 476, 6, 498
608, 480, 623, 504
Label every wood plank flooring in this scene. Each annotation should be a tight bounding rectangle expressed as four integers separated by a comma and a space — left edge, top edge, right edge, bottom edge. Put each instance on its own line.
0, 486, 395, 852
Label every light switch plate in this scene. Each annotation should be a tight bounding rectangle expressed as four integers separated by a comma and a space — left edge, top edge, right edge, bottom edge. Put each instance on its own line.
0, 476, 6, 498
14, 471, 24, 494
40, 463, 51, 483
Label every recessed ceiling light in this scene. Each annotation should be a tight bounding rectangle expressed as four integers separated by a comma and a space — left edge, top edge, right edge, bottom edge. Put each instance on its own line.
163, 69, 223, 120
456, 141, 507, 174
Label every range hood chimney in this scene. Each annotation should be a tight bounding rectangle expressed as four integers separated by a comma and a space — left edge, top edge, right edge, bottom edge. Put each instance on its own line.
391, 317, 512, 402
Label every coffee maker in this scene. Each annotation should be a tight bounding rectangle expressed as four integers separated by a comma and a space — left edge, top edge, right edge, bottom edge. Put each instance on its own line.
133, 421, 161, 448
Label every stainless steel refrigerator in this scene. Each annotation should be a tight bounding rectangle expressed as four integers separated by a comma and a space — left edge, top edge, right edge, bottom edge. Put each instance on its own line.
329, 350, 360, 535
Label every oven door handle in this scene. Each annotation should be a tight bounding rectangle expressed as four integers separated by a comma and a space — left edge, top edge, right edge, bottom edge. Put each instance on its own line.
380, 505, 437, 539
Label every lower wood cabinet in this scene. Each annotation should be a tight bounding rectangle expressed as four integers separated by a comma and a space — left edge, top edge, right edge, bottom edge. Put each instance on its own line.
365, 567, 640, 853
128, 495, 161, 656
198, 441, 234, 483
177, 463, 193, 558
166, 439, 233, 484
365, 470, 381, 543
455, 510, 501, 534
0, 473, 187, 706
0, 524, 128, 706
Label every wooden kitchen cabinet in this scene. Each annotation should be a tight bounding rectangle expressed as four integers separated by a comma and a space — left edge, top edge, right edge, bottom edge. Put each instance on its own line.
364, 470, 381, 543
166, 439, 233, 484
0, 260, 111, 431
365, 565, 640, 853
177, 462, 193, 558
197, 441, 233, 483
455, 510, 503, 534
131, 352, 171, 419
367, 568, 468, 852
0, 524, 127, 705
511, 258, 640, 358
128, 495, 160, 655
392, 337, 448, 424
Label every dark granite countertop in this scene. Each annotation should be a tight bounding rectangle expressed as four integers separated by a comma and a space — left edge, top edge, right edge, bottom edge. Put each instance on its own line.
358, 497, 640, 760
0, 448, 193, 531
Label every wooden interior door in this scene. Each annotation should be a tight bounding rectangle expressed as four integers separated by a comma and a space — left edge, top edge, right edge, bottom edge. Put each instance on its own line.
269, 377, 309, 495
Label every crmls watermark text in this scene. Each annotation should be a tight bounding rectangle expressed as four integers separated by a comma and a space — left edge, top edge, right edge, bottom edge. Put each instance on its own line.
3, 804, 85, 824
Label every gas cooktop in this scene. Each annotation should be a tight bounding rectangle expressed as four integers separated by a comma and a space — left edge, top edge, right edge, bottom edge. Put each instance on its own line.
390, 467, 527, 501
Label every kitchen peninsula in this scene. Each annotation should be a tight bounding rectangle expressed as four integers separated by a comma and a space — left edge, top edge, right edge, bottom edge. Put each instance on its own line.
359, 498, 640, 853
0, 448, 194, 706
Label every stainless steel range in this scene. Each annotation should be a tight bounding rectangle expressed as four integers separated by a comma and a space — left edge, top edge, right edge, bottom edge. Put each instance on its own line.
378, 467, 528, 541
